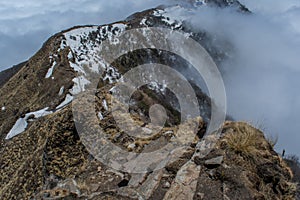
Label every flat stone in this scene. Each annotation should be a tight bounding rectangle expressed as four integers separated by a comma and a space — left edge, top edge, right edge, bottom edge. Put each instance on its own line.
163, 161, 201, 200
128, 173, 148, 187
163, 181, 171, 188
137, 169, 164, 199
197, 192, 205, 199
204, 156, 223, 168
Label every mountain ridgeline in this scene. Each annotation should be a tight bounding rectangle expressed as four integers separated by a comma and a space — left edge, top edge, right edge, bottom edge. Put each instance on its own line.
0, 0, 298, 199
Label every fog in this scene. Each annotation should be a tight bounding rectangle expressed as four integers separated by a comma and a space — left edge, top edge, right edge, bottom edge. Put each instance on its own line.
188, 0, 300, 156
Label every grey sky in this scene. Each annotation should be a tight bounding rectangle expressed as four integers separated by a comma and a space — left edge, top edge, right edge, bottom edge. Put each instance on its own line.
0, 0, 164, 70
235, 0, 300, 156
190, 0, 300, 156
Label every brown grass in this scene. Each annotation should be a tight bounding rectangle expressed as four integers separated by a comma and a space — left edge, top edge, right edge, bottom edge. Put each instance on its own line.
266, 134, 278, 148
224, 122, 261, 157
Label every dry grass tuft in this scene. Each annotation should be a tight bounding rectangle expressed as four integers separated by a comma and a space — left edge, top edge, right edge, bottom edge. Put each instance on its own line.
224, 122, 261, 157
227, 131, 258, 155
266, 134, 278, 148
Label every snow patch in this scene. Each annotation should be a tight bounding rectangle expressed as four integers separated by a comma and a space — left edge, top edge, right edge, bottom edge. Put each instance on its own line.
153, 6, 194, 29
127, 143, 136, 150
102, 99, 108, 111
70, 76, 90, 95
69, 62, 86, 74
63, 24, 126, 76
109, 86, 116, 94
148, 81, 167, 93
163, 130, 174, 136
5, 23, 128, 138
6, 118, 27, 139
45, 61, 57, 78
103, 66, 120, 84
1, 106, 5, 111
140, 18, 147, 26
6, 107, 52, 139
59, 24, 127, 114
98, 112, 104, 120
67, 51, 73, 60
58, 86, 64, 96
56, 94, 74, 110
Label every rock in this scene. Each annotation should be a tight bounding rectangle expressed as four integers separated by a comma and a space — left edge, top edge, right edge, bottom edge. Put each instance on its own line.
163, 161, 201, 200
127, 143, 136, 151
128, 173, 148, 187
163, 181, 171, 188
196, 192, 205, 199
207, 169, 217, 179
57, 179, 81, 196
204, 156, 224, 168
193, 155, 204, 165
117, 179, 129, 187
137, 169, 164, 199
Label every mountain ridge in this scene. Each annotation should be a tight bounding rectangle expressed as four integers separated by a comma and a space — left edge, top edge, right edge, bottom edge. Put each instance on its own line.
0, 1, 298, 199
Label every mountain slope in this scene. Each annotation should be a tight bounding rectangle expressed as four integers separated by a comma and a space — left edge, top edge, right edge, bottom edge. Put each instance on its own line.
0, 61, 26, 89
0, 1, 297, 199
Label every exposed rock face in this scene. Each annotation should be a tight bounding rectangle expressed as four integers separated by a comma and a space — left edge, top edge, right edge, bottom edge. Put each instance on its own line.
194, 122, 296, 200
0, 1, 297, 200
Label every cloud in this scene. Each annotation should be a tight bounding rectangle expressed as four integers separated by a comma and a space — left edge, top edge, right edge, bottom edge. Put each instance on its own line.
0, 30, 49, 70
0, 0, 165, 70
239, 0, 300, 14
188, 0, 300, 156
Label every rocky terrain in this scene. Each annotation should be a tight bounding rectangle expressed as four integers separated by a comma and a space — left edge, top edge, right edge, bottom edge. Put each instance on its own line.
0, 0, 298, 199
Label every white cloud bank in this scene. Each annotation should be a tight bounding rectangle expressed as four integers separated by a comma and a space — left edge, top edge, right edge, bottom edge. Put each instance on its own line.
188, 0, 300, 156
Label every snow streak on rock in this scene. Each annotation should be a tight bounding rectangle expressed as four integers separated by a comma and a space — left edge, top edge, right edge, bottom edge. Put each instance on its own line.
45, 61, 57, 78
57, 24, 127, 108
6, 24, 128, 139
5, 107, 52, 139
58, 86, 64, 96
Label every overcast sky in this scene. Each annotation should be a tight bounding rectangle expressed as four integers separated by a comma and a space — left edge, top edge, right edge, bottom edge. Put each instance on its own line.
0, 0, 299, 156
0, 0, 164, 70
230, 0, 300, 156
203, 0, 300, 156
